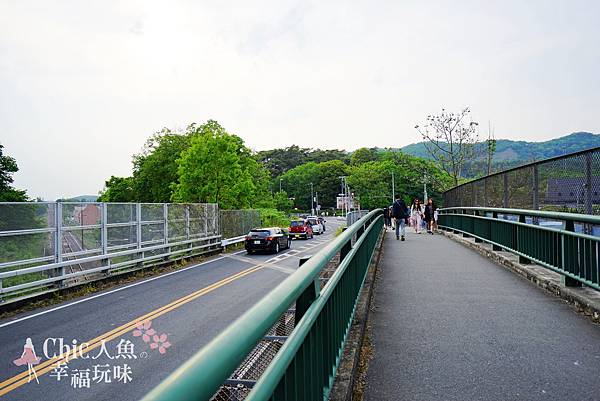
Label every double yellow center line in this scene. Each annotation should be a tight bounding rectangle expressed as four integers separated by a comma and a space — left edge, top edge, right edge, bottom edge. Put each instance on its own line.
0, 263, 264, 397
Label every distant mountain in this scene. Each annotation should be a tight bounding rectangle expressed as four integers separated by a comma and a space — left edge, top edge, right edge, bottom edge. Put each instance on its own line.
402, 132, 600, 163
56, 195, 98, 202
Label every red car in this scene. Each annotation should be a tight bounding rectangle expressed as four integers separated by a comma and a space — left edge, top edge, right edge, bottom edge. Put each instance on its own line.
288, 220, 313, 240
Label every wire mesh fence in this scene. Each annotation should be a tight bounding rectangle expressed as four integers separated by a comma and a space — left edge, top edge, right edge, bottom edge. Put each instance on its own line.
208, 251, 343, 401
0, 202, 241, 302
220, 210, 262, 239
443, 147, 600, 215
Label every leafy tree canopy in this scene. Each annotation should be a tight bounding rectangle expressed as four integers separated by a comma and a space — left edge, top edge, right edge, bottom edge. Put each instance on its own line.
98, 176, 136, 202
0, 143, 27, 202
172, 122, 271, 209
256, 146, 350, 178
132, 128, 193, 203
350, 147, 380, 166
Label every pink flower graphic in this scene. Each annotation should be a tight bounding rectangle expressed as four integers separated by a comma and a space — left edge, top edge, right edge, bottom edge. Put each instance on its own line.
132, 320, 156, 343
149, 334, 171, 354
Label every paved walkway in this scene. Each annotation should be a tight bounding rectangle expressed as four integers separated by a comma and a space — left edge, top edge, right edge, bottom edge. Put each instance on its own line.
364, 229, 600, 401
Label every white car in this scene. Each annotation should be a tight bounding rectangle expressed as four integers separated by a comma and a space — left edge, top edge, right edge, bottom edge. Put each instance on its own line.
306, 217, 324, 235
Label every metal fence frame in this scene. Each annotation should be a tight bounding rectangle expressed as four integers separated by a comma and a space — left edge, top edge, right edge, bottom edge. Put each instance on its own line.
346, 210, 370, 226
438, 207, 600, 290
0, 202, 262, 304
443, 146, 600, 215
140, 209, 384, 401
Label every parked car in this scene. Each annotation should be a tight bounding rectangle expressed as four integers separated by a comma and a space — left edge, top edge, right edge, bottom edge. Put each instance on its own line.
288, 219, 314, 240
245, 227, 290, 254
306, 216, 324, 235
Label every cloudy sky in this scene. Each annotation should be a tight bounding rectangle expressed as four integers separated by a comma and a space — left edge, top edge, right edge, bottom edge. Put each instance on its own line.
1, 0, 599, 200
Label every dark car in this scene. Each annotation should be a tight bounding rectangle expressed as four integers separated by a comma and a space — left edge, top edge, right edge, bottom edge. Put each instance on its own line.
245, 227, 290, 254
288, 220, 314, 240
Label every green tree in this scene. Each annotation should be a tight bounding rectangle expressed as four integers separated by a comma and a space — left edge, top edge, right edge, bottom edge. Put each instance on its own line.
307, 149, 350, 164
98, 176, 136, 202
172, 124, 270, 209
348, 151, 453, 209
255, 145, 310, 178
350, 147, 380, 166
132, 128, 192, 202
279, 162, 319, 210
315, 160, 350, 208
0, 143, 27, 201
273, 190, 293, 213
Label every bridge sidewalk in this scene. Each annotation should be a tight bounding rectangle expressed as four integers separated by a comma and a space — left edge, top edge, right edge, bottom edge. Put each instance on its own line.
364, 229, 600, 401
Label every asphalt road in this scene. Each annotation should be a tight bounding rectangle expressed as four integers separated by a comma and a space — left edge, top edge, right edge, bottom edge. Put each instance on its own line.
364, 229, 600, 401
0, 218, 344, 401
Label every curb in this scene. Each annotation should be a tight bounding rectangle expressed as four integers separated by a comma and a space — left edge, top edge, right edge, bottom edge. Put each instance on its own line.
439, 230, 600, 324
329, 228, 385, 401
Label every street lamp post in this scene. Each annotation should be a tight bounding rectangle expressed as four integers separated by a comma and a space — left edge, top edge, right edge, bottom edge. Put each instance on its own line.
310, 182, 314, 215
279, 178, 283, 193
391, 171, 395, 203
339, 176, 347, 216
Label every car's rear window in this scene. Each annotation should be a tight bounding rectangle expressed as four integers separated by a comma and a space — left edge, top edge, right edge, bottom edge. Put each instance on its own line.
249, 230, 270, 237
308, 219, 318, 225
290, 221, 304, 227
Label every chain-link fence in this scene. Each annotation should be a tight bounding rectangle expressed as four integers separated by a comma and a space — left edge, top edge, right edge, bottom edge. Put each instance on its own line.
443, 147, 600, 214
219, 210, 261, 239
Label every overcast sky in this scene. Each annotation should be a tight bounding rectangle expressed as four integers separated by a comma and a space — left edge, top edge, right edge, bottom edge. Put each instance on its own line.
1, 0, 599, 200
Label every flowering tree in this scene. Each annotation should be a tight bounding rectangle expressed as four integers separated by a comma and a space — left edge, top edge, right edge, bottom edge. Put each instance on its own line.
415, 108, 479, 186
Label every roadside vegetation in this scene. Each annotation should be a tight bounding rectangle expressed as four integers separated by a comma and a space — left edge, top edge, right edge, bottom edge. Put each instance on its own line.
96, 120, 453, 213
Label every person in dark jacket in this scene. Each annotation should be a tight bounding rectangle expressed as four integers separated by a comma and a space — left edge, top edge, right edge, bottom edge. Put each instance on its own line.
424, 198, 436, 234
383, 206, 392, 230
391, 194, 410, 241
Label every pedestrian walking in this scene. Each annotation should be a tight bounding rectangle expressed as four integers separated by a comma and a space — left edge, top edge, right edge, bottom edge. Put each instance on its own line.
383, 206, 391, 230
424, 198, 436, 234
392, 194, 409, 241
410, 199, 423, 234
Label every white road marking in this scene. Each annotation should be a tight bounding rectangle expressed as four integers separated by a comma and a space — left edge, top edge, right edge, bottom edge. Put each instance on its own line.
0, 222, 342, 329
0, 250, 247, 329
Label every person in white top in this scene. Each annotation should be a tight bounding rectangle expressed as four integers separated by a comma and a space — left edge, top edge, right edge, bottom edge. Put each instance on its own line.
410, 199, 424, 234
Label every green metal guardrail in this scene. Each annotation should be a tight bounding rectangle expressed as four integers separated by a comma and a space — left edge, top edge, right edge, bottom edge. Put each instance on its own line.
438, 207, 600, 290
140, 209, 384, 401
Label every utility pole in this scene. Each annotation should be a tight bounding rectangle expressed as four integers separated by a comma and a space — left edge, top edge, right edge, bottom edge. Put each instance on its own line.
423, 170, 428, 203
310, 182, 314, 215
339, 176, 347, 216
279, 178, 283, 192
391, 171, 395, 203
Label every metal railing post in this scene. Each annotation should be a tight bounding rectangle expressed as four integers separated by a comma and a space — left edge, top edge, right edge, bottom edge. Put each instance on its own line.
101, 203, 108, 256
492, 211, 502, 251
185, 205, 190, 240
136, 203, 143, 266
164, 204, 170, 262
562, 220, 582, 287
533, 164, 539, 211
517, 214, 531, 264
586, 153, 593, 215
483, 177, 488, 207
54, 202, 62, 264
163, 204, 169, 245
56, 203, 65, 287
503, 173, 509, 208
204, 205, 209, 237
584, 153, 594, 234
295, 256, 319, 325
